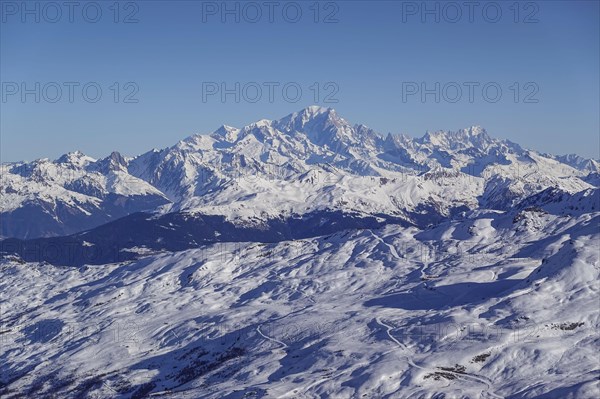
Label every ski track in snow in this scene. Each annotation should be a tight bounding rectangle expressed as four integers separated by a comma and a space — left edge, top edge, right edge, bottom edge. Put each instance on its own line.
256, 325, 288, 351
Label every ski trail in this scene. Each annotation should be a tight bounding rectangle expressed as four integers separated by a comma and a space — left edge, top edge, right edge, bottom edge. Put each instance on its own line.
375, 317, 503, 399
256, 325, 287, 350
369, 231, 401, 260
376, 317, 404, 348
375, 317, 428, 373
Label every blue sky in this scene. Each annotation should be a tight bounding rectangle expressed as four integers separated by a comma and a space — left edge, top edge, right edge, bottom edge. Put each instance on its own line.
1, 0, 599, 162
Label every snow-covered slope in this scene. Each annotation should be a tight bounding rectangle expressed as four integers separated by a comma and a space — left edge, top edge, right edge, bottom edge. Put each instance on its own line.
1, 107, 596, 239
0, 152, 169, 238
1, 209, 598, 398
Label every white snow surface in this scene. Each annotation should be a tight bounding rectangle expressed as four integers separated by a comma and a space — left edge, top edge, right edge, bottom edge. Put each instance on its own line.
1, 210, 598, 398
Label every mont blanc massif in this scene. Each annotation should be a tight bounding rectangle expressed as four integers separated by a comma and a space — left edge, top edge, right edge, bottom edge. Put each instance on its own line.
1, 106, 598, 399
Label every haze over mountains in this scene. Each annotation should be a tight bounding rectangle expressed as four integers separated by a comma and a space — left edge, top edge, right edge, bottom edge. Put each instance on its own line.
0, 107, 598, 398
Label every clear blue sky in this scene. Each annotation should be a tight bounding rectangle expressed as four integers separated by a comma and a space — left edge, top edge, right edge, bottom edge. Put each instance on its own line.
1, 0, 599, 162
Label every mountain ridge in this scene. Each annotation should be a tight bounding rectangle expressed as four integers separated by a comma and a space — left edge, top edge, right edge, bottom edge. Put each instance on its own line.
1, 106, 598, 239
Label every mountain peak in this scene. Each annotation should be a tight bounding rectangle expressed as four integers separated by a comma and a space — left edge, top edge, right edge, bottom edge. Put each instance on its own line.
275, 106, 343, 132
303, 105, 334, 116
56, 151, 95, 167
90, 151, 128, 173
214, 124, 238, 134
465, 125, 487, 136
420, 126, 494, 151
281, 105, 337, 122
250, 119, 273, 128
213, 124, 241, 141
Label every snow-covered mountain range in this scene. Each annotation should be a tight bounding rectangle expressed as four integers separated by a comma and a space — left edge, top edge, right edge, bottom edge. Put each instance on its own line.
0, 107, 598, 398
1, 106, 597, 240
